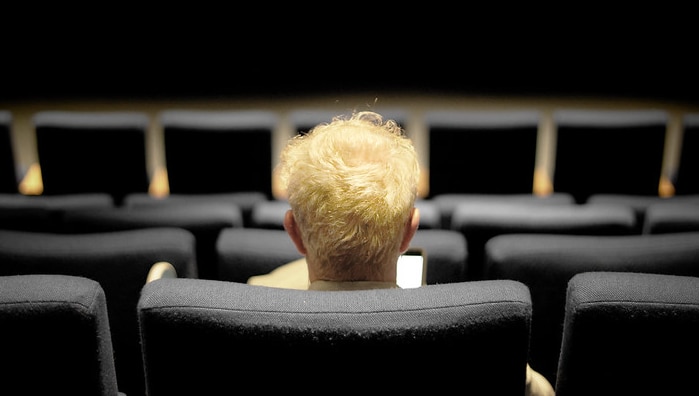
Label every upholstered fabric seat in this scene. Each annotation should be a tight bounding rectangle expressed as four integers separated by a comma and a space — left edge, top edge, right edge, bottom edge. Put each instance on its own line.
0, 227, 196, 396
138, 278, 532, 395
484, 231, 699, 388
0, 274, 122, 396
556, 271, 699, 395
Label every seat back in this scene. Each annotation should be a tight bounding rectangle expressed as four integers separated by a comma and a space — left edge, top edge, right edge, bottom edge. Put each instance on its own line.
484, 231, 699, 388
138, 278, 532, 395
552, 109, 667, 203
61, 204, 241, 279
452, 202, 637, 280
0, 228, 197, 396
556, 271, 699, 395
673, 113, 699, 195
161, 110, 277, 198
0, 192, 114, 232
33, 111, 151, 205
643, 199, 699, 234
425, 109, 541, 197
0, 274, 120, 396
0, 110, 18, 193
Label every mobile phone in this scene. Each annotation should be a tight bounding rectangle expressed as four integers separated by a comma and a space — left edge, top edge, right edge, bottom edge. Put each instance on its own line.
396, 247, 427, 289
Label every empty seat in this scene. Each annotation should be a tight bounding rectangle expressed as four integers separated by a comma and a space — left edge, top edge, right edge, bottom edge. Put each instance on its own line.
124, 191, 265, 229
552, 109, 668, 203
33, 111, 151, 206
0, 274, 121, 396
556, 272, 699, 395
0, 192, 114, 232
0, 227, 195, 396
484, 231, 699, 388
61, 203, 241, 280
673, 113, 699, 195
138, 277, 533, 395
161, 109, 278, 199
431, 192, 575, 230
425, 109, 541, 197
643, 199, 699, 234
452, 202, 637, 280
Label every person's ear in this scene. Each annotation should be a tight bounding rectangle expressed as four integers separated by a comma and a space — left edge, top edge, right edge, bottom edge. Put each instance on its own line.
284, 210, 307, 255
399, 207, 420, 253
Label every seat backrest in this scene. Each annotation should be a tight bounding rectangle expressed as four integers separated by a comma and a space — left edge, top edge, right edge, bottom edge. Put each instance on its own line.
0, 110, 18, 193
61, 203, 242, 279
425, 109, 541, 197
673, 113, 699, 195
484, 231, 699, 388
556, 271, 699, 395
431, 192, 575, 230
0, 228, 197, 396
452, 202, 637, 280
0, 274, 120, 396
33, 111, 151, 205
124, 191, 268, 228
0, 192, 114, 232
552, 109, 667, 203
642, 199, 699, 234
161, 109, 278, 198
138, 278, 532, 395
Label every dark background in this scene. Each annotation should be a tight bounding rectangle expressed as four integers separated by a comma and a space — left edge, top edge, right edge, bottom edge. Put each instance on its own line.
4, 11, 696, 105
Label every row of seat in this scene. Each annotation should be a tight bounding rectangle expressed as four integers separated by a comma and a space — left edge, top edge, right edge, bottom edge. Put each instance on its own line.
3, 223, 699, 392
4, 268, 698, 395
2, 107, 699, 203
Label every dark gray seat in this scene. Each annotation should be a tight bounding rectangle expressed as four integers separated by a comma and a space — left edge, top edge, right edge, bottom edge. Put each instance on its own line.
0, 227, 197, 396
556, 271, 699, 395
138, 278, 532, 395
425, 109, 541, 198
0, 274, 121, 396
552, 109, 668, 204
452, 202, 637, 280
484, 231, 699, 388
33, 111, 151, 206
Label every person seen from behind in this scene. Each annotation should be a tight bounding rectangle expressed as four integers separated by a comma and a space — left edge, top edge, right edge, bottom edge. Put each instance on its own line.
248, 110, 554, 395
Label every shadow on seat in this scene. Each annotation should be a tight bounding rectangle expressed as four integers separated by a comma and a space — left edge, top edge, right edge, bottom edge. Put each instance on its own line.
138, 278, 533, 395
0, 274, 122, 396
556, 271, 699, 395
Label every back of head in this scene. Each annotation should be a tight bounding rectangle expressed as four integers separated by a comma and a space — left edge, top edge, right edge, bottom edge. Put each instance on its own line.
278, 111, 420, 279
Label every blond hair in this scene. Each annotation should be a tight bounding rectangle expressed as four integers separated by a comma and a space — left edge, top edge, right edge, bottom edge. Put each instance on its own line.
278, 111, 420, 280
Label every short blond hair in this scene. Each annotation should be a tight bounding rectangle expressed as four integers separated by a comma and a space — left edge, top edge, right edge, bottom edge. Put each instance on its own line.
278, 111, 420, 279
